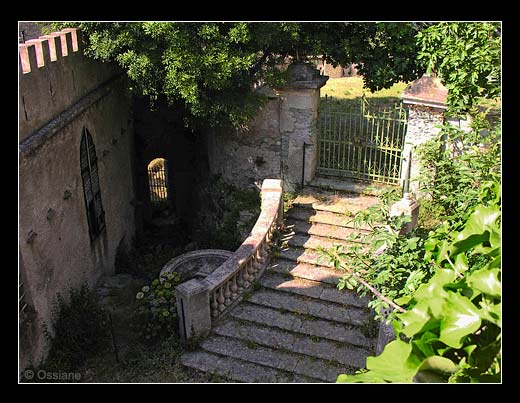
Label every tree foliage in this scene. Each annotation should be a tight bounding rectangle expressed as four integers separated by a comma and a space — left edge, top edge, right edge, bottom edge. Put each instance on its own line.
49, 22, 426, 130
416, 22, 501, 115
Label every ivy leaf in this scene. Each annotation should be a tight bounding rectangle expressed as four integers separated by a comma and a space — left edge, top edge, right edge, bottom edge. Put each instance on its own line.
418, 355, 457, 373
337, 340, 421, 383
414, 331, 439, 357
399, 299, 432, 338
450, 205, 500, 256
466, 268, 501, 298
439, 292, 482, 348
453, 253, 469, 276
479, 301, 501, 327
412, 269, 454, 318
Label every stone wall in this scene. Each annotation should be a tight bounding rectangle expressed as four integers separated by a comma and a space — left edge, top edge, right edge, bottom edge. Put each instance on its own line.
206, 63, 327, 193
205, 97, 282, 190
19, 29, 136, 369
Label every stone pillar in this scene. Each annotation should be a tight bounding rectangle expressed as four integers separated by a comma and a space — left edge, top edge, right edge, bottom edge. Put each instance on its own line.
277, 62, 328, 192
175, 278, 212, 343
401, 74, 448, 196
389, 192, 420, 235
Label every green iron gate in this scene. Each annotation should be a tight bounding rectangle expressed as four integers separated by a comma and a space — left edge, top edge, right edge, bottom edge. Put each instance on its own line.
317, 95, 408, 184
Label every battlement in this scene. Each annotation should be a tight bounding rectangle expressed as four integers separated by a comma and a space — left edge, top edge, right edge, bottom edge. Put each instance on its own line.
19, 28, 79, 74
19, 27, 121, 144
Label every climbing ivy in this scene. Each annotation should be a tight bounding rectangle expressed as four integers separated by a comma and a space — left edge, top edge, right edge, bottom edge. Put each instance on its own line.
337, 189, 501, 382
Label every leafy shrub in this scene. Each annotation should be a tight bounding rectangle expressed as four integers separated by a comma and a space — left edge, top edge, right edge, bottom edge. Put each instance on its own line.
338, 184, 501, 383
327, 113, 501, 383
42, 283, 109, 372
133, 271, 181, 342
321, 192, 432, 321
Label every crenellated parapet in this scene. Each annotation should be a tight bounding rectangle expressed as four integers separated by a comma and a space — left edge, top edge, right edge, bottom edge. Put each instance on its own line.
19, 28, 79, 74
19, 27, 121, 145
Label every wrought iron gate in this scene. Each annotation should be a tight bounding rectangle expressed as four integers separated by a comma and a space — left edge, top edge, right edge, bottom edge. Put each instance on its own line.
317, 96, 408, 184
148, 159, 168, 203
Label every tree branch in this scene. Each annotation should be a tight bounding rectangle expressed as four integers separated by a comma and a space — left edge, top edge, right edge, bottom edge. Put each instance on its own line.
330, 249, 407, 313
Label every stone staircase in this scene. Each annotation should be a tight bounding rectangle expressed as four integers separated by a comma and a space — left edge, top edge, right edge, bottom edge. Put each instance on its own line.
180, 184, 384, 383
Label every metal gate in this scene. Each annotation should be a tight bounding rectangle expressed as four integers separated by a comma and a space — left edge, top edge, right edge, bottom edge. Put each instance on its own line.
148, 159, 168, 203
317, 95, 408, 184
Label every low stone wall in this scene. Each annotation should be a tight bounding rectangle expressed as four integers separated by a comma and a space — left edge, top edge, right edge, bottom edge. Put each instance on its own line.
174, 179, 283, 342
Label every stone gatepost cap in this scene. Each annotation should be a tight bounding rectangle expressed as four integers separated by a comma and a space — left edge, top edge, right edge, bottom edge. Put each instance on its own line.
402, 74, 448, 109
283, 62, 329, 89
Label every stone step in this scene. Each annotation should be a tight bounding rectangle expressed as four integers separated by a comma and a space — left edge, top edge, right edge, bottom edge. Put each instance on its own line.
284, 219, 370, 242
230, 303, 374, 348
277, 246, 335, 268
292, 189, 381, 215
180, 350, 318, 383
247, 288, 371, 326
199, 335, 353, 382
308, 177, 397, 197
280, 232, 368, 253
258, 271, 370, 312
213, 319, 370, 369
286, 207, 376, 231
268, 258, 343, 286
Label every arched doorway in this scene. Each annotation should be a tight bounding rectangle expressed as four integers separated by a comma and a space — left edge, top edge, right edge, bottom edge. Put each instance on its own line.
147, 157, 170, 217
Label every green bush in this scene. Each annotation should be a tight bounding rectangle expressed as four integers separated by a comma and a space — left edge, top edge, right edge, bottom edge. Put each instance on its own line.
42, 283, 109, 372
327, 112, 501, 383
133, 271, 181, 342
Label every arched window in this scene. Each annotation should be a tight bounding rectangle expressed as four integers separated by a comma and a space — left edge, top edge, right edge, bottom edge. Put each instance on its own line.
80, 127, 105, 240
147, 158, 169, 209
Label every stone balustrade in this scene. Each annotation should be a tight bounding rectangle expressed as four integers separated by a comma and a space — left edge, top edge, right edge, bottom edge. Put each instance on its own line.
175, 179, 283, 342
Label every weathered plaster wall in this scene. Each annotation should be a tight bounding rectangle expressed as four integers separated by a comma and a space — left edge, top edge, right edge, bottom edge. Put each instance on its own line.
206, 63, 327, 193
19, 29, 136, 369
206, 98, 282, 190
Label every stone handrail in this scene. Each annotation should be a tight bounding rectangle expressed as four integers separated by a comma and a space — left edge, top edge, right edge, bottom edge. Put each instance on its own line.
175, 179, 283, 342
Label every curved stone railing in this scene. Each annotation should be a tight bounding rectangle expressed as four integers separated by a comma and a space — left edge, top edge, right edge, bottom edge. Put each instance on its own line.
175, 179, 283, 342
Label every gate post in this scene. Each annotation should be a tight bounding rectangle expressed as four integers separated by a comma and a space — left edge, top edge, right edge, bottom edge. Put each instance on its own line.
401, 74, 448, 196
277, 62, 328, 191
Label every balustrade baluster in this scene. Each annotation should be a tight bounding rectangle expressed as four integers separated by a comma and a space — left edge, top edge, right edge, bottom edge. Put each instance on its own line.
236, 267, 245, 292
217, 286, 226, 312
247, 258, 257, 278
230, 274, 239, 299
242, 263, 251, 288
211, 291, 219, 318
224, 281, 232, 305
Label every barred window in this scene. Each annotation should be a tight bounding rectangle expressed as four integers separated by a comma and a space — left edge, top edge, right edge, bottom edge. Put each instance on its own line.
80, 127, 105, 240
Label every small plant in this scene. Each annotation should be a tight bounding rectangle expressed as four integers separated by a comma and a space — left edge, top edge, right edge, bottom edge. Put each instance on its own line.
133, 271, 181, 342
42, 283, 109, 373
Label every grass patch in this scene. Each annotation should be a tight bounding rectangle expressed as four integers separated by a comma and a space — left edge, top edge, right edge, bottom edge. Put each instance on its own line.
321, 77, 409, 109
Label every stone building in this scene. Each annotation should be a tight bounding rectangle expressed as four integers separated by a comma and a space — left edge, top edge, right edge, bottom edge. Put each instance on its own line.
19, 28, 137, 369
